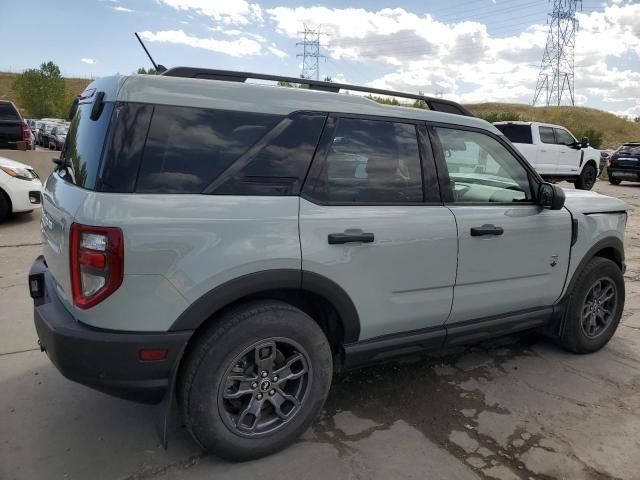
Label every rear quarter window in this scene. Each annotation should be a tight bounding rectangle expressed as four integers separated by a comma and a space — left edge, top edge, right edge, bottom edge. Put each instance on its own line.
494, 124, 533, 144
135, 106, 282, 194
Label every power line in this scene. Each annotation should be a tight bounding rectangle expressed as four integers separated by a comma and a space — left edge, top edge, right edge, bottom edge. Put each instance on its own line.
532, 0, 582, 106
296, 24, 326, 80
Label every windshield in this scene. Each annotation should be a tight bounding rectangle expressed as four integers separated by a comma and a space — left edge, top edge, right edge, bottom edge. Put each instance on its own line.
618, 145, 640, 156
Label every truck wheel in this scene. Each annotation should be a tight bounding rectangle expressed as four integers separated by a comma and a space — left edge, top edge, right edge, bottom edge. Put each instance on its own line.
609, 178, 622, 185
559, 257, 624, 354
179, 300, 333, 461
0, 191, 10, 222
575, 164, 597, 190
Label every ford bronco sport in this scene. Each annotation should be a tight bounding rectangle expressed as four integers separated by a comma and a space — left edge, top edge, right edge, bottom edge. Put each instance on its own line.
29, 69, 629, 461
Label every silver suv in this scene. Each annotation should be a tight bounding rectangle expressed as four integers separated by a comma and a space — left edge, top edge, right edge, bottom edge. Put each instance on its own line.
29, 69, 629, 461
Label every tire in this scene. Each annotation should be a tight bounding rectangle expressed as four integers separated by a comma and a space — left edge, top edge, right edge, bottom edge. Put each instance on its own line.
609, 177, 622, 185
575, 163, 597, 190
179, 300, 333, 461
0, 191, 10, 223
559, 257, 624, 354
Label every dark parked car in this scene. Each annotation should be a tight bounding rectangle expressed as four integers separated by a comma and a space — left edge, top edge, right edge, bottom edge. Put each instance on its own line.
48, 125, 68, 150
608, 143, 640, 185
37, 123, 56, 147
0, 101, 31, 150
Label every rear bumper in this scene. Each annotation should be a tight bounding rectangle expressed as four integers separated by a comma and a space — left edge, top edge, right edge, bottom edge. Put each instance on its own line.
608, 167, 640, 182
29, 256, 192, 403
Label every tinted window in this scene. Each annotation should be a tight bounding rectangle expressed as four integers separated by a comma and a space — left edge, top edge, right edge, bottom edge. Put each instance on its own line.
312, 118, 423, 203
214, 112, 326, 195
435, 127, 532, 203
554, 128, 576, 146
494, 124, 533, 144
0, 102, 19, 120
99, 102, 154, 193
618, 145, 640, 156
539, 126, 555, 144
136, 106, 281, 194
60, 102, 115, 189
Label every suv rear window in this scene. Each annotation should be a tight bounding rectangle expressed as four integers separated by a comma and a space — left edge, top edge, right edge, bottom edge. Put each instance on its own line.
135, 106, 282, 194
61, 101, 115, 189
494, 124, 532, 144
0, 102, 20, 121
618, 145, 640, 156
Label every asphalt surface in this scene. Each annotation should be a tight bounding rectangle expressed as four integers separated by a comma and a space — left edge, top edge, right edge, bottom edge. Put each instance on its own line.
1, 175, 640, 480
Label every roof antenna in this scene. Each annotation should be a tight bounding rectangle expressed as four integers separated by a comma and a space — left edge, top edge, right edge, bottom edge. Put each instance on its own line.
134, 32, 167, 73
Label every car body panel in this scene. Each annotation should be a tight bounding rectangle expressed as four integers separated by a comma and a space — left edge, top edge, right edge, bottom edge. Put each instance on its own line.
0, 156, 42, 212
446, 205, 572, 324
299, 198, 458, 340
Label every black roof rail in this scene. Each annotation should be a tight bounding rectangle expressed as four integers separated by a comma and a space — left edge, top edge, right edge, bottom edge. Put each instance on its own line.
161, 66, 473, 117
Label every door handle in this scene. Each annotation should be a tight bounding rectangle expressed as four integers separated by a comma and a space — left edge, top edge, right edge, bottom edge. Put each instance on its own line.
328, 232, 375, 244
470, 224, 504, 237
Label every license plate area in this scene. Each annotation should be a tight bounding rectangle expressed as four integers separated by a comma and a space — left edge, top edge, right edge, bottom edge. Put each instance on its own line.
616, 172, 637, 179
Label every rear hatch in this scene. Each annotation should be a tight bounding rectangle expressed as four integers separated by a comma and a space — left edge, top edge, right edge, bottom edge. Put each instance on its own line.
0, 102, 23, 148
41, 86, 115, 311
611, 145, 640, 169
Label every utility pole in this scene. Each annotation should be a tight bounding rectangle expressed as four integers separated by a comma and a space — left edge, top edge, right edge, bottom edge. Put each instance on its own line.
297, 24, 326, 80
532, 0, 582, 106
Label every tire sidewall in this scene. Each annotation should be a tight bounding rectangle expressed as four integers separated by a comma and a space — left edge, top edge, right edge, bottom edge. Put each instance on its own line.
577, 164, 597, 190
186, 304, 332, 460
564, 258, 625, 352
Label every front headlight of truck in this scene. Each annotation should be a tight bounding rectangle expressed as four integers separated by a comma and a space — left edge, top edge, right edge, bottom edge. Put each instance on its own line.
0, 164, 36, 180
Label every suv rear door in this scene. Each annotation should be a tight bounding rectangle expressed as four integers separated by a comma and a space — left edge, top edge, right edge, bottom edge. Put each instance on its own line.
554, 127, 581, 175
430, 125, 571, 330
0, 102, 23, 149
299, 115, 458, 342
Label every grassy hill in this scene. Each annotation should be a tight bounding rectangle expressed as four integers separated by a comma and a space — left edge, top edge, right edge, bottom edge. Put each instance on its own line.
0, 72, 92, 116
467, 103, 640, 149
1, 70, 638, 149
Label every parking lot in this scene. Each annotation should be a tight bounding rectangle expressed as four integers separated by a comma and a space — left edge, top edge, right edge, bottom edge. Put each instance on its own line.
1, 157, 639, 479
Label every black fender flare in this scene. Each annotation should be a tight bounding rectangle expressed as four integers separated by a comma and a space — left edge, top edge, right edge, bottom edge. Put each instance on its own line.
169, 269, 361, 344
552, 236, 625, 334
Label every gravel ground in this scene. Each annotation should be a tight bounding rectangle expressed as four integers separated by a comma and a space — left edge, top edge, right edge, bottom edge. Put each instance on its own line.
1, 179, 639, 480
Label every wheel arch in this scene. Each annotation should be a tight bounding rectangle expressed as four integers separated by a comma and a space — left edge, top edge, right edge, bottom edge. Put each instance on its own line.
564, 237, 624, 301
169, 269, 361, 351
0, 186, 13, 214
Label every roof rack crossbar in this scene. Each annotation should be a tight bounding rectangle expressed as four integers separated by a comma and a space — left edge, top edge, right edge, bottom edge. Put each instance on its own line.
161, 67, 473, 117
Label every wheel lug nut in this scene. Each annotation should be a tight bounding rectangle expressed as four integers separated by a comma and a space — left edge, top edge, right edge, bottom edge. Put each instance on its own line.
261, 371, 268, 378
272, 375, 279, 382
269, 389, 275, 396
257, 393, 263, 400
251, 382, 258, 389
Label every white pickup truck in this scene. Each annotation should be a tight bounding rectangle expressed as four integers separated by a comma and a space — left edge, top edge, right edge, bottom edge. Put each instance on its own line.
494, 121, 601, 190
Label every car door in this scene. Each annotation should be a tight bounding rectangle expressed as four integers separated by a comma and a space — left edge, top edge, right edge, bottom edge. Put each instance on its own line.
537, 126, 560, 174
554, 127, 581, 175
430, 125, 572, 325
299, 116, 458, 341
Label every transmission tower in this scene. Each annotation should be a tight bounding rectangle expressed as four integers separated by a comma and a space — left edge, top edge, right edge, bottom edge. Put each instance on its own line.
532, 0, 582, 106
297, 24, 326, 80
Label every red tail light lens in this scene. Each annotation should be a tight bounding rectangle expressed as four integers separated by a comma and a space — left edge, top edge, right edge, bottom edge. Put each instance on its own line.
607, 156, 612, 166
21, 124, 31, 144
70, 223, 124, 309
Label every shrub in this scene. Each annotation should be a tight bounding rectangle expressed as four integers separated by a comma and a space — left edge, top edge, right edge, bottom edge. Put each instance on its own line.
476, 111, 522, 123
572, 128, 604, 149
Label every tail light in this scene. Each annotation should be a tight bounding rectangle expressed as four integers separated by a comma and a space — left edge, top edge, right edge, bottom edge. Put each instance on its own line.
70, 223, 124, 309
21, 124, 31, 144
607, 156, 613, 166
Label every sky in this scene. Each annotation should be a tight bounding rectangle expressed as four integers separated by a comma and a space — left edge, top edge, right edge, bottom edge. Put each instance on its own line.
2, 0, 639, 117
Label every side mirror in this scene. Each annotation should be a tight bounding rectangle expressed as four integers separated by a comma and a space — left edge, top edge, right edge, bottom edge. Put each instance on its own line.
538, 182, 565, 210
581, 136, 589, 149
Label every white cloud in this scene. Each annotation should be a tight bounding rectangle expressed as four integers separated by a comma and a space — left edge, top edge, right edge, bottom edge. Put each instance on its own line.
267, 3, 640, 114
156, 0, 262, 25
138, 29, 262, 57
268, 44, 288, 58
81, 58, 95, 65
113, 5, 133, 12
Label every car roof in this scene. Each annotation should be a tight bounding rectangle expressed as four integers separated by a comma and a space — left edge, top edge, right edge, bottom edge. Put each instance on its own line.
87, 74, 501, 135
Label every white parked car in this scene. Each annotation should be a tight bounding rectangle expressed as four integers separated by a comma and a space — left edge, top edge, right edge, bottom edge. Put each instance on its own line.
494, 121, 601, 190
0, 156, 43, 222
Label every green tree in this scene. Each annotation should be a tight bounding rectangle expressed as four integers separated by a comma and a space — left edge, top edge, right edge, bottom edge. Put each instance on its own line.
573, 128, 604, 149
367, 95, 400, 105
475, 111, 522, 123
12, 61, 72, 118
136, 67, 158, 75
413, 91, 427, 109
